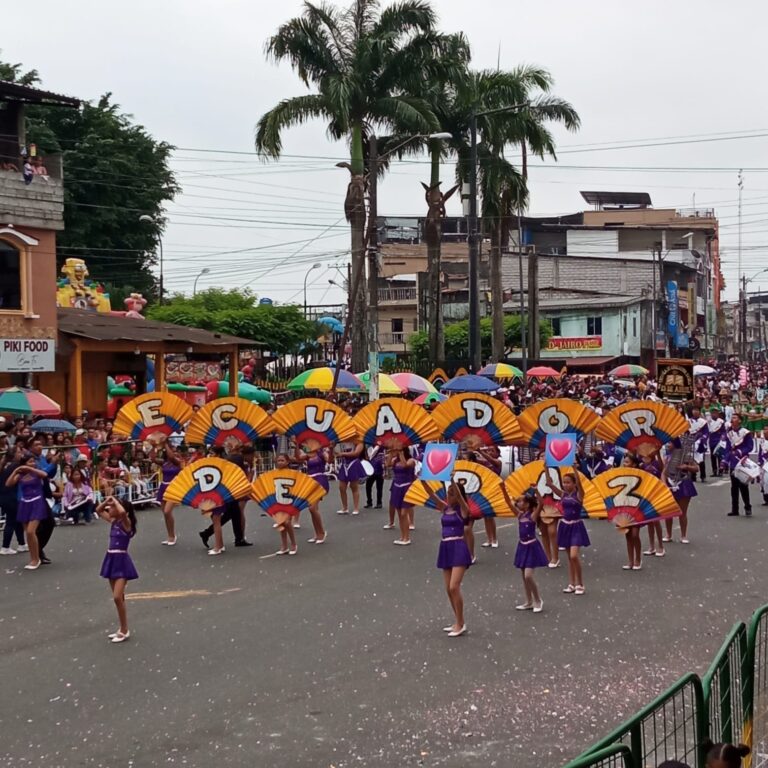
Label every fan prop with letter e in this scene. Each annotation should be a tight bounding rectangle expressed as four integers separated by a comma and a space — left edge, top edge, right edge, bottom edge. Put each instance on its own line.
504, 460, 607, 523
592, 468, 681, 533
113, 392, 193, 445
595, 401, 688, 458
404, 460, 505, 519
272, 398, 357, 451
163, 458, 252, 513
431, 392, 523, 448
185, 397, 275, 447
517, 398, 601, 452
356, 399, 439, 449
251, 469, 326, 530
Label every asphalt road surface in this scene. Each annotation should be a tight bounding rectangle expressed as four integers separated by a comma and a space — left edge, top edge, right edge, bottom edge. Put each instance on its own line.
2, 477, 767, 768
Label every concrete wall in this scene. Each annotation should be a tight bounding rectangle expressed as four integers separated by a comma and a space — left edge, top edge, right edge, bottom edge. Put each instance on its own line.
0, 170, 65, 230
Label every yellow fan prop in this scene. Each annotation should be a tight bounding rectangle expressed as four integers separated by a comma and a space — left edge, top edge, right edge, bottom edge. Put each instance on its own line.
185, 397, 274, 447
431, 393, 523, 447
595, 401, 688, 457
272, 398, 357, 449
356, 398, 439, 448
592, 468, 681, 531
504, 460, 607, 522
163, 457, 252, 512
404, 460, 506, 518
251, 469, 326, 530
517, 398, 601, 451
113, 392, 193, 444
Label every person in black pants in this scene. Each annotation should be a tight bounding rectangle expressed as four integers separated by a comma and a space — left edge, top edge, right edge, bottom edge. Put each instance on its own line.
199, 447, 253, 548
364, 446, 384, 509
0, 446, 25, 554
725, 414, 754, 517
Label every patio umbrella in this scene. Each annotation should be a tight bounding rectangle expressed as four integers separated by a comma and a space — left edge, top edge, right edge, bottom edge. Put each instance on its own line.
414, 392, 447, 406
526, 366, 561, 379
30, 418, 77, 433
613, 379, 636, 387
356, 371, 405, 395
208, 380, 272, 405
287, 367, 363, 392
595, 384, 615, 393
478, 363, 524, 379
390, 372, 437, 394
441, 374, 499, 394
317, 316, 344, 334
0, 387, 61, 416
608, 364, 648, 377
694, 364, 716, 376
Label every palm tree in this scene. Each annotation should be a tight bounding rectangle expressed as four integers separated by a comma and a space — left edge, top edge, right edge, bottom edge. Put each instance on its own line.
256, 0, 455, 371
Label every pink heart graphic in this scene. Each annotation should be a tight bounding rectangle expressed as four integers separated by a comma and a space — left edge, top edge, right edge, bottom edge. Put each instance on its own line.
549, 437, 573, 462
426, 448, 453, 476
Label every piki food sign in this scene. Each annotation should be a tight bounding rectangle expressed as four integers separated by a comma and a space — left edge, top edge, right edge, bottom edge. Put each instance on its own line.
0, 338, 56, 372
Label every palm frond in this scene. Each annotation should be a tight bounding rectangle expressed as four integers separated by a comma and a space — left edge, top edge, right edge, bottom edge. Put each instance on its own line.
372, 0, 437, 40
304, 1, 350, 66
529, 95, 581, 131
266, 16, 343, 86
255, 94, 334, 158
373, 95, 439, 134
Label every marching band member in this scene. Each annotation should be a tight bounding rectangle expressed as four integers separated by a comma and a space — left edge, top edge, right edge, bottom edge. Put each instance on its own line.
707, 408, 727, 478
725, 414, 754, 517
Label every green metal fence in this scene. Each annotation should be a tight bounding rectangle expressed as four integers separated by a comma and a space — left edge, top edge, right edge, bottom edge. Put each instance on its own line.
564, 605, 768, 768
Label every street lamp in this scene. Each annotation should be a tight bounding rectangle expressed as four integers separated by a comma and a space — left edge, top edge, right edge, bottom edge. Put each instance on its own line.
139, 214, 164, 304
193, 267, 210, 297
302, 263, 323, 315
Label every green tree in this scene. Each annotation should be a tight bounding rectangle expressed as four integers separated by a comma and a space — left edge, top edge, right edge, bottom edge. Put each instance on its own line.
255, 0, 460, 370
147, 289, 320, 357
0, 52, 179, 300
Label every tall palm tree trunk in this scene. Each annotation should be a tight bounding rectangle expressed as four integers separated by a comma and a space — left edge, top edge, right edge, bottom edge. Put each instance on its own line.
490, 216, 505, 361
346, 125, 368, 371
425, 141, 444, 364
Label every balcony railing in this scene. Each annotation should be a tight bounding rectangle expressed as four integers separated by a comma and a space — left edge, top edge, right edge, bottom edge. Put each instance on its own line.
380, 332, 408, 346
378, 288, 417, 303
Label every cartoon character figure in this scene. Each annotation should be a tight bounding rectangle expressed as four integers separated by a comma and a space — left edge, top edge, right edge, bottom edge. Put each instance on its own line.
123, 293, 147, 319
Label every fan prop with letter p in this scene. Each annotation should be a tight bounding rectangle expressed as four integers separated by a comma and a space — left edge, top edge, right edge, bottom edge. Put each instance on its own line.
185, 397, 275, 447
431, 393, 523, 448
251, 469, 326, 530
113, 392, 193, 445
356, 399, 439, 449
592, 468, 681, 532
163, 458, 252, 513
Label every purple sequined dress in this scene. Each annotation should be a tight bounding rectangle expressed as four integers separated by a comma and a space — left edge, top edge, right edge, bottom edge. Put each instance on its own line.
16, 473, 49, 523
556, 492, 590, 548
156, 461, 180, 503
99, 522, 139, 580
307, 454, 329, 493
514, 513, 549, 569
436, 506, 472, 569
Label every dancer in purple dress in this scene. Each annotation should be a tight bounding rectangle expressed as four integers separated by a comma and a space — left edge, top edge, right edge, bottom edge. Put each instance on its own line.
5, 453, 50, 570
662, 440, 698, 544
293, 445, 329, 543
422, 480, 472, 637
502, 483, 547, 613
96, 496, 138, 643
335, 440, 364, 516
387, 448, 416, 545
548, 469, 589, 595
473, 446, 502, 550
639, 451, 666, 557
155, 445, 182, 546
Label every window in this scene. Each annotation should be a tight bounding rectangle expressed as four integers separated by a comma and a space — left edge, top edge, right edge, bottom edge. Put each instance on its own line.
587, 316, 602, 335
632, 315, 637, 337
391, 318, 404, 334
550, 317, 561, 336
0, 240, 22, 310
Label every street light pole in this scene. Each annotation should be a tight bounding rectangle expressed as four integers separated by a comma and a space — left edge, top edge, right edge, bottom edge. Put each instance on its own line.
193, 267, 210, 297
303, 262, 322, 316
367, 135, 380, 402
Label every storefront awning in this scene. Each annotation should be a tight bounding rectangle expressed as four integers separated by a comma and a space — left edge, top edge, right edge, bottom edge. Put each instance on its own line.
565, 356, 621, 369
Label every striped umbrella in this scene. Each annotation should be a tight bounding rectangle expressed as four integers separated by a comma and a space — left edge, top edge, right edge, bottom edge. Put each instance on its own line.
0, 387, 61, 416
414, 392, 447, 406
478, 363, 524, 380
355, 371, 405, 395
608, 364, 649, 377
287, 367, 363, 392
390, 372, 438, 394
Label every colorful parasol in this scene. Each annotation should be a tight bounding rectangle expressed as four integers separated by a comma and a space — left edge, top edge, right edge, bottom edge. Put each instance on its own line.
287, 367, 363, 392
526, 366, 561, 379
608, 364, 648, 377
390, 372, 437, 395
441, 374, 498, 394
355, 371, 405, 395
478, 363, 524, 380
414, 392, 447, 406
0, 387, 61, 416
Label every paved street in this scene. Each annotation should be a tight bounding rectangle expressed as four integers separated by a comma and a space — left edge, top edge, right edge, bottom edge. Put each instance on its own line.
2, 478, 767, 768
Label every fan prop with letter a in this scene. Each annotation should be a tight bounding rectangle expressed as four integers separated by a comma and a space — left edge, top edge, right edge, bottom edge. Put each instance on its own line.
355, 399, 439, 449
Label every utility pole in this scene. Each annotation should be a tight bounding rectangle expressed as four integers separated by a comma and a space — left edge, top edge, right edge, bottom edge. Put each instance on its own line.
741, 275, 747, 360
527, 246, 539, 360
467, 109, 481, 372
517, 209, 527, 375
651, 245, 658, 367
367, 136, 380, 401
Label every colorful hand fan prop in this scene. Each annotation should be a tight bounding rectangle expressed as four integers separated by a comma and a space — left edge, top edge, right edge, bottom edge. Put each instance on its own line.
272, 398, 357, 450
504, 460, 606, 522
595, 401, 688, 457
185, 397, 274, 447
251, 469, 325, 530
517, 398, 601, 451
420, 443, 459, 481
113, 392, 193, 444
163, 457, 252, 512
355, 399, 439, 449
592, 468, 681, 533
404, 460, 505, 519
431, 393, 523, 447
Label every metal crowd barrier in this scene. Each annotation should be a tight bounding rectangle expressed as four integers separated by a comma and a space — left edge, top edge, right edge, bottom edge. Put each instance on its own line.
565, 604, 768, 768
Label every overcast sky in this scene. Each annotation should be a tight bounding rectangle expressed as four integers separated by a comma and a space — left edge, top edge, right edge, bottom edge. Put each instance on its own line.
5, 0, 768, 304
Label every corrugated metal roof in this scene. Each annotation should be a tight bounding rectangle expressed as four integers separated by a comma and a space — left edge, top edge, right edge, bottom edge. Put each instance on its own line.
0, 80, 80, 107
57, 309, 262, 346
503, 295, 644, 311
